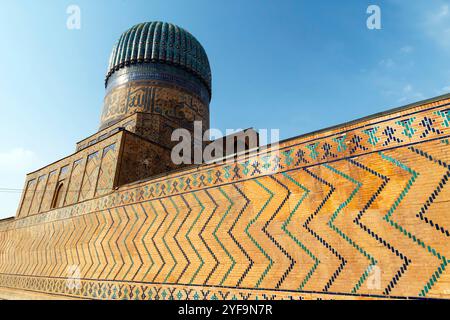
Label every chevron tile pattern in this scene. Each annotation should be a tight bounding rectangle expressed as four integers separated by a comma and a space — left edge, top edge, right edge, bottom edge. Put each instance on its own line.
0, 100, 450, 300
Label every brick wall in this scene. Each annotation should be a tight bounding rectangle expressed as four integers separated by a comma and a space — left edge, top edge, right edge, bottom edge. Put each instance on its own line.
1, 97, 449, 300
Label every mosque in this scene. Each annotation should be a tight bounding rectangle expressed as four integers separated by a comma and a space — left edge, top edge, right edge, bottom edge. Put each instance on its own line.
0, 21, 449, 300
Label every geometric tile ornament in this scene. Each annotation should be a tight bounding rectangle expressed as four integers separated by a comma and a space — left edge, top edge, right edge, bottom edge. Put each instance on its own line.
1, 97, 450, 299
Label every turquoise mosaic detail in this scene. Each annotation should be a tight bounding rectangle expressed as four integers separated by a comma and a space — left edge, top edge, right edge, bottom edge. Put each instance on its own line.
187, 193, 205, 284
282, 172, 319, 290
307, 143, 319, 160
363, 127, 380, 146
396, 117, 417, 138
241, 161, 250, 176
246, 179, 274, 288
323, 164, 377, 294
333, 135, 348, 153
379, 151, 447, 297
216, 188, 236, 285
436, 110, 450, 128
283, 150, 295, 166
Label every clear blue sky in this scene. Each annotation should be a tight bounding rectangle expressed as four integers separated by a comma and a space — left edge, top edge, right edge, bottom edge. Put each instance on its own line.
1, 0, 449, 218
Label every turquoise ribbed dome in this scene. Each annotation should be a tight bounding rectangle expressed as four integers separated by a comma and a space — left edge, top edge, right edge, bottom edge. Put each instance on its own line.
106, 21, 211, 92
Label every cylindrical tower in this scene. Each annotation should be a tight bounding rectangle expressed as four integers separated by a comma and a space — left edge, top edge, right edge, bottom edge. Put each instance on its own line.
100, 21, 211, 148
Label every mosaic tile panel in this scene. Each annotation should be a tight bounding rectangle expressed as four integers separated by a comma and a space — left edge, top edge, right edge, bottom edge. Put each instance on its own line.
1, 97, 450, 300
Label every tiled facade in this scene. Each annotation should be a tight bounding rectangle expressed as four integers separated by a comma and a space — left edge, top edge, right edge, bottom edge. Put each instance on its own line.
1, 21, 449, 300
1, 96, 449, 300
16, 129, 178, 219
16, 134, 122, 218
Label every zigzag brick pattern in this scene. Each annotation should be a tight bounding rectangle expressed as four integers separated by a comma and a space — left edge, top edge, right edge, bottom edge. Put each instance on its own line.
1, 99, 450, 300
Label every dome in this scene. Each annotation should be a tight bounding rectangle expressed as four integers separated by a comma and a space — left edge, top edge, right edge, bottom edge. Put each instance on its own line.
106, 21, 212, 93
